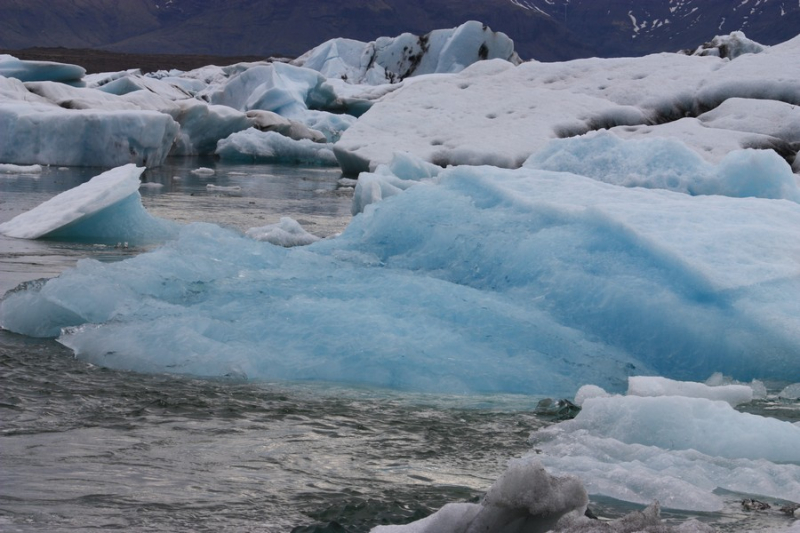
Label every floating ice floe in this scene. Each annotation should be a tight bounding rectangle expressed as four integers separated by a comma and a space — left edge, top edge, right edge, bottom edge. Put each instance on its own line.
371, 460, 590, 533
626, 375, 754, 406
0, 54, 86, 84
529, 377, 800, 513
190, 167, 215, 175
0, 164, 177, 244
206, 184, 242, 195
216, 129, 338, 165
0, 163, 42, 174
245, 217, 320, 247
779, 383, 800, 400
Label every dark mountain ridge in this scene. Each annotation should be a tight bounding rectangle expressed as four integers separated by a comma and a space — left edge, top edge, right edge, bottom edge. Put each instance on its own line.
1, 0, 798, 62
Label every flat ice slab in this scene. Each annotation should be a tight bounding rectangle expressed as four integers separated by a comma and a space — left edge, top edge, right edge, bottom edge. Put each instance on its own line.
0, 164, 177, 244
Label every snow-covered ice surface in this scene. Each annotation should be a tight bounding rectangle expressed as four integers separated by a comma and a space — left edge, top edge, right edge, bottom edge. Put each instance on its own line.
335, 34, 800, 174
683, 30, 768, 59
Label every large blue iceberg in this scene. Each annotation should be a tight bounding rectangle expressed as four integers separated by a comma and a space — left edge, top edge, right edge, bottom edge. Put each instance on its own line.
2, 140, 799, 397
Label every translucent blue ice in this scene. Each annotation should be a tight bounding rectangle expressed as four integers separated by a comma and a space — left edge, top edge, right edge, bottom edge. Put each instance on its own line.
216, 129, 337, 165
525, 132, 800, 202
0, 54, 85, 83
2, 148, 800, 397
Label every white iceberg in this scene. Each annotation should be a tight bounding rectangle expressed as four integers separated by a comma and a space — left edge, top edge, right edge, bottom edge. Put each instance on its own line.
779, 383, 800, 400
0, 163, 42, 174
372, 460, 588, 533
529, 379, 800, 512
371, 458, 715, 533
206, 62, 338, 116
0, 164, 177, 244
0, 102, 179, 167
627, 376, 753, 406
683, 30, 768, 59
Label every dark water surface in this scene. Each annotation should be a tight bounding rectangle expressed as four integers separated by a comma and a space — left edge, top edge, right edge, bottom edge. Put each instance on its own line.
1, 329, 546, 532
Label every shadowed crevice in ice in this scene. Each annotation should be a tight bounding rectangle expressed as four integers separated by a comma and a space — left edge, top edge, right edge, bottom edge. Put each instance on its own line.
0, 164, 178, 245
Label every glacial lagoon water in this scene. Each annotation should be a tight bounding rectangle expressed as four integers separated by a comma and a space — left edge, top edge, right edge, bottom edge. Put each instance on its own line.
1, 162, 799, 532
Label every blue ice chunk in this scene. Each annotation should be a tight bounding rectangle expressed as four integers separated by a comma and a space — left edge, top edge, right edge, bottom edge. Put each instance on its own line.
216, 129, 337, 165
0, 55, 85, 83
525, 131, 800, 202
352, 152, 442, 214
2, 162, 800, 397
209, 62, 338, 116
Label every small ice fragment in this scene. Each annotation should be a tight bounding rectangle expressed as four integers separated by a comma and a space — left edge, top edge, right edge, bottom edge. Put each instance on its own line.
0, 163, 42, 174
191, 167, 215, 175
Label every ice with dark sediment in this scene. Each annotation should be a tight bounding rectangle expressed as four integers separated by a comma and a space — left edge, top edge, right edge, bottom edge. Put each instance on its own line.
292, 20, 520, 85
